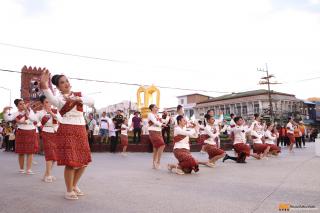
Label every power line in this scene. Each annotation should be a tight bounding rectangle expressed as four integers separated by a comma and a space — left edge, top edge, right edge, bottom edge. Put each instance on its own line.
294, 76, 320, 83
279, 76, 320, 84
0, 42, 201, 73
0, 42, 127, 63
2, 42, 320, 84
0, 68, 230, 94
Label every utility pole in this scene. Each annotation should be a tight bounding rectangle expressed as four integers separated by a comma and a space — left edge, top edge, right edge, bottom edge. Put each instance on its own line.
257, 63, 281, 121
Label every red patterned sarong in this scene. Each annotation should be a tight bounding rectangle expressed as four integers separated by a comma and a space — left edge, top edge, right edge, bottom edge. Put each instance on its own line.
41, 131, 58, 161
148, 131, 165, 148
120, 134, 128, 147
15, 129, 37, 154
253, 143, 268, 154
234, 143, 251, 157
196, 135, 205, 144
56, 124, 91, 167
287, 133, 295, 145
173, 148, 199, 173
203, 144, 225, 159
196, 134, 210, 145
266, 144, 281, 153
34, 133, 40, 153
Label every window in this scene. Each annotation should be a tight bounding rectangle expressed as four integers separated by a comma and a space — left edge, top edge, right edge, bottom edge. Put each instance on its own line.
242, 105, 248, 115
254, 102, 260, 114
230, 104, 235, 114
180, 99, 184, 105
226, 106, 230, 115
185, 110, 190, 118
214, 106, 219, 113
236, 103, 241, 115
190, 109, 194, 118
220, 105, 225, 114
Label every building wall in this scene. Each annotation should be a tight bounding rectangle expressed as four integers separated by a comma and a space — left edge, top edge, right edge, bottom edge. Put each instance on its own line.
194, 93, 301, 120
178, 97, 187, 105
316, 103, 320, 121
187, 95, 209, 104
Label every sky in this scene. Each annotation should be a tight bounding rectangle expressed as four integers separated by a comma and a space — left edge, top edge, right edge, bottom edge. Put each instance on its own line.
0, 0, 319, 110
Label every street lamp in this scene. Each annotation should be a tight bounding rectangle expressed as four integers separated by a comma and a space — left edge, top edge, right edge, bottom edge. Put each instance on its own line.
0, 86, 12, 106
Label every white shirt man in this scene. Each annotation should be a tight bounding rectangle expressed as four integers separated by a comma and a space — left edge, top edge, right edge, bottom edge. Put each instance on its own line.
162, 115, 171, 127
99, 115, 110, 130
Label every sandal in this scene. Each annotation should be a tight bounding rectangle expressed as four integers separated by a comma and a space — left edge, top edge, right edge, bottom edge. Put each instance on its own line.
26, 170, 35, 175
206, 162, 215, 168
64, 191, 78, 200
152, 162, 156, 169
73, 186, 85, 196
174, 168, 185, 175
155, 163, 160, 170
19, 169, 26, 174
43, 176, 53, 183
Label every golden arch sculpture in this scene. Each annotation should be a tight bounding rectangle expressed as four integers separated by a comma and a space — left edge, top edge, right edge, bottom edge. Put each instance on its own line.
137, 85, 160, 118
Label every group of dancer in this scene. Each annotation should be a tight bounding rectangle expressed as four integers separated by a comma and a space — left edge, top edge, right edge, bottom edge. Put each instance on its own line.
3, 70, 93, 200
1, 69, 304, 200
148, 106, 300, 175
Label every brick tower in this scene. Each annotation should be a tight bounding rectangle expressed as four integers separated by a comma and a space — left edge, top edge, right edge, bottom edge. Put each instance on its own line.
20, 66, 53, 111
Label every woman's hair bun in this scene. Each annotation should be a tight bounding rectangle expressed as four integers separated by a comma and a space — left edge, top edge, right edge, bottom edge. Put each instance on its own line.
39, 95, 46, 103
51, 74, 63, 86
14, 99, 22, 107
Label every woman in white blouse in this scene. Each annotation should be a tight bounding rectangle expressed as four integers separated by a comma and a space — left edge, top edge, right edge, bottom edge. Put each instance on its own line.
35, 95, 61, 183
168, 115, 199, 175
40, 70, 94, 200
201, 115, 226, 167
147, 104, 166, 169
265, 123, 281, 156
286, 117, 296, 153
251, 124, 270, 159
2, 99, 37, 175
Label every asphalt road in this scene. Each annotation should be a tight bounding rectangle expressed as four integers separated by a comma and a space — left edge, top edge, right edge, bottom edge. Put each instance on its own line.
0, 143, 319, 213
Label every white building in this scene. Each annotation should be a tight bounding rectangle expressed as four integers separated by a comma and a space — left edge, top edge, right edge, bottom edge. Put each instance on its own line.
163, 93, 211, 119
195, 89, 302, 120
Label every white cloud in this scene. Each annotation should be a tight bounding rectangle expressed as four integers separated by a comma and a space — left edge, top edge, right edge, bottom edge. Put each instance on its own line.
309, 0, 320, 5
